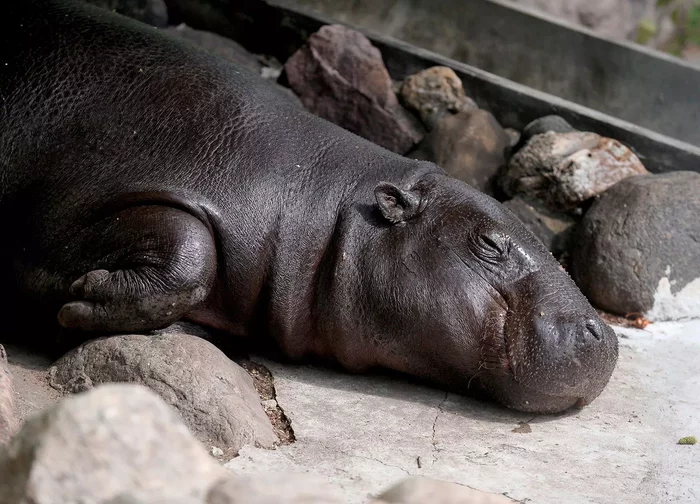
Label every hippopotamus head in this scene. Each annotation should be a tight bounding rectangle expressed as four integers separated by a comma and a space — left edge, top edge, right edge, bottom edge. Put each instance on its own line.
328, 170, 618, 414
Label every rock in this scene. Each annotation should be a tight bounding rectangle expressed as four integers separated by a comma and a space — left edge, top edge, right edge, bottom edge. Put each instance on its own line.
48, 333, 277, 456
504, 128, 521, 147
162, 24, 263, 74
512, 115, 576, 154
206, 473, 345, 503
103, 495, 199, 504
502, 196, 575, 256
371, 476, 515, 503
82, 0, 168, 27
411, 109, 510, 194
284, 24, 424, 154
0, 345, 18, 444
522, 115, 577, 138
0, 383, 228, 504
571, 171, 700, 320
500, 131, 649, 211
399, 66, 478, 129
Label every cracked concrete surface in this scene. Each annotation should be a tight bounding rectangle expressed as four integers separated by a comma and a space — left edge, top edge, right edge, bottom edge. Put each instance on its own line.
430, 391, 448, 468
225, 320, 700, 503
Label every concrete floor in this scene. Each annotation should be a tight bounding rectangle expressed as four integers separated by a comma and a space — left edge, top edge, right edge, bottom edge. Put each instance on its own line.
226, 320, 700, 503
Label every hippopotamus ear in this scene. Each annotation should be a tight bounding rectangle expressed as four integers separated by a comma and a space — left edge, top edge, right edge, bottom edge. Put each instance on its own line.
374, 182, 423, 224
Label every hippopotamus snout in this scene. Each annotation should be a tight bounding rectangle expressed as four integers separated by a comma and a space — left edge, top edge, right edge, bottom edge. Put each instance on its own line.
494, 274, 619, 413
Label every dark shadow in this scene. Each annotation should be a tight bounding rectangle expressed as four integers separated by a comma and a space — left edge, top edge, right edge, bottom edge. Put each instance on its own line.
243, 352, 585, 425
2, 342, 55, 372
159, 321, 589, 425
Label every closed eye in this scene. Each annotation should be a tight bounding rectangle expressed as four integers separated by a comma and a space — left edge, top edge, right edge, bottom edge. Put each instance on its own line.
479, 232, 510, 258
481, 234, 503, 254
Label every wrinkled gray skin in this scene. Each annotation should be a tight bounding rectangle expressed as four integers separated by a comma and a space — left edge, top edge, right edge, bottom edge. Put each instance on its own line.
0, 0, 618, 413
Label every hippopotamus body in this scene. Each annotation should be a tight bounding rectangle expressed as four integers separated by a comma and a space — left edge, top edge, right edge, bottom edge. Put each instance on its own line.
0, 0, 617, 413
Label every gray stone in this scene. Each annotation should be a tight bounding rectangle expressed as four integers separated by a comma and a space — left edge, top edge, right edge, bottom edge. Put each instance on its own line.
0, 345, 17, 445
284, 24, 424, 154
571, 171, 700, 320
0, 383, 228, 504
502, 196, 575, 256
411, 109, 510, 194
206, 473, 345, 503
501, 131, 649, 211
82, 0, 168, 27
399, 66, 477, 129
513, 115, 576, 154
372, 476, 515, 503
504, 128, 521, 148
48, 333, 277, 456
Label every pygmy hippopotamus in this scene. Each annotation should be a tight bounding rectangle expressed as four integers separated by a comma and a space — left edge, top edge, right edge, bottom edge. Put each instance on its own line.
0, 0, 618, 413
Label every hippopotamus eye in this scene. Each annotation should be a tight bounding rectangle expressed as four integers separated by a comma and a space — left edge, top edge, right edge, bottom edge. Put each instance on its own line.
478, 232, 509, 260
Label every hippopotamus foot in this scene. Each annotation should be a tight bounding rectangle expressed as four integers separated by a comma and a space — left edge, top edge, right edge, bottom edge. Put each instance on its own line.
57, 205, 217, 333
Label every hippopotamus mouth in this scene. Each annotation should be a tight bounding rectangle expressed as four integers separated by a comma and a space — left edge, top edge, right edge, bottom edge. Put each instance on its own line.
477, 273, 619, 414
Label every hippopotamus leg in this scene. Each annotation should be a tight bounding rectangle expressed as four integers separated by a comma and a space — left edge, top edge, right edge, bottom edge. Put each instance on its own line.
56, 205, 217, 333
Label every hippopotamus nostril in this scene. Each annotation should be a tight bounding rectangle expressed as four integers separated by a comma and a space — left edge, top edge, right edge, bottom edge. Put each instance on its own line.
585, 319, 605, 342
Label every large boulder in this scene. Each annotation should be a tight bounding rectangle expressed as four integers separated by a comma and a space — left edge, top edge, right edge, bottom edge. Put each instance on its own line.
284, 24, 424, 154
0, 384, 228, 504
411, 109, 510, 194
500, 131, 649, 211
399, 66, 478, 129
571, 171, 700, 320
0, 345, 17, 445
48, 333, 277, 457
82, 0, 168, 27
371, 477, 515, 503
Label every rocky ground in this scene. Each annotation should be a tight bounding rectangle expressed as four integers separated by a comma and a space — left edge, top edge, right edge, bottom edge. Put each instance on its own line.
1, 1, 698, 502
2, 320, 699, 503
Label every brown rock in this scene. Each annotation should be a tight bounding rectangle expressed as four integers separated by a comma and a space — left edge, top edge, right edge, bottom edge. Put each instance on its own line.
411, 109, 510, 194
501, 131, 649, 211
399, 66, 477, 129
0, 345, 18, 445
48, 333, 277, 456
206, 473, 345, 504
0, 383, 228, 504
371, 476, 516, 503
284, 24, 424, 154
